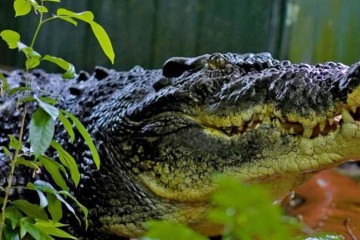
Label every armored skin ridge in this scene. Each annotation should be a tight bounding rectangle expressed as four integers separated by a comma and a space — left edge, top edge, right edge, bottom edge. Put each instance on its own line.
1, 52, 360, 239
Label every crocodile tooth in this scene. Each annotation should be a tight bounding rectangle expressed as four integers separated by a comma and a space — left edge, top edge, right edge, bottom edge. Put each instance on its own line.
319, 121, 326, 132
254, 123, 261, 129
351, 106, 357, 113
276, 119, 281, 127
289, 127, 295, 134
258, 114, 264, 121
342, 109, 355, 123
328, 118, 334, 126
225, 128, 232, 135
248, 120, 254, 127
303, 127, 313, 138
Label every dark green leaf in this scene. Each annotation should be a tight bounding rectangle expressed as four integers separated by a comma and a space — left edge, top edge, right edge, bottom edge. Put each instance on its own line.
58, 112, 75, 142
42, 55, 76, 79
35, 96, 59, 120
51, 141, 80, 186
62, 110, 100, 169
12, 200, 48, 220
5, 206, 23, 229
2, 223, 20, 240
0, 30, 20, 49
47, 194, 62, 223
29, 108, 55, 159
7, 86, 31, 95
38, 156, 69, 191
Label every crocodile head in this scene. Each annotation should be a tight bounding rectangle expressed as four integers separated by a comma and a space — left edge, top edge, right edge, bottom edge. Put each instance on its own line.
83, 53, 360, 237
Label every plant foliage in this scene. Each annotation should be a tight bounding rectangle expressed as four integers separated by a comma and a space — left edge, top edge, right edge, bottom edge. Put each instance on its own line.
0, 0, 115, 239
142, 176, 345, 240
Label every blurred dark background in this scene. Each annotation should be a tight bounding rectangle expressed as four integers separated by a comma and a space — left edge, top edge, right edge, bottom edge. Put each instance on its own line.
1, 0, 360, 72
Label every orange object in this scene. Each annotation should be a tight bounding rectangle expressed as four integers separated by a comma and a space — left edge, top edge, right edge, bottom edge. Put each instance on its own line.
282, 169, 360, 239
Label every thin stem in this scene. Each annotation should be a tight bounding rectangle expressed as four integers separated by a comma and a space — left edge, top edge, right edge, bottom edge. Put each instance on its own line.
0, 106, 27, 240
30, 13, 43, 48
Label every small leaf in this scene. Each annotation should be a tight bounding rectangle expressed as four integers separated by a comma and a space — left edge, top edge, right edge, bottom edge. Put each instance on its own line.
8, 135, 22, 151
34, 220, 76, 239
58, 112, 75, 142
26, 57, 41, 69
38, 156, 69, 191
13, 0, 31, 17
39, 97, 58, 105
19, 45, 41, 58
51, 141, 80, 186
36, 6, 48, 13
62, 110, 100, 169
90, 21, 115, 64
29, 108, 55, 159
57, 9, 94, 22
20, 96, 36, 103
0, 73, 9, 94
12, 200, 48, 220
56, 8, 115, 64
7, 86, 31, 95
42, 55, 76, 79
15, 157, 41, 170
0, 30, 20, 49
35, 96, 59, 120
1, 146, 11, 157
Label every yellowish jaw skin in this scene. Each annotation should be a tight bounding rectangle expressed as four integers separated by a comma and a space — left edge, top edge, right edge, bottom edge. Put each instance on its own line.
117, 86, 360, 237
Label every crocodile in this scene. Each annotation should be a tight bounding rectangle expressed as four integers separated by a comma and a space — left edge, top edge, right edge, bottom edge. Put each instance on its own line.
1, 52, 360, 239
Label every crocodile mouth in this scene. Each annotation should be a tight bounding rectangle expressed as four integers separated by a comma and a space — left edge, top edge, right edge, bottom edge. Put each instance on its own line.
197, 105, 360, 139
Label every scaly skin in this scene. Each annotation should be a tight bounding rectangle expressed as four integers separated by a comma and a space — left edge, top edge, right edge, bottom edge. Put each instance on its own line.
1, 52, 360, 239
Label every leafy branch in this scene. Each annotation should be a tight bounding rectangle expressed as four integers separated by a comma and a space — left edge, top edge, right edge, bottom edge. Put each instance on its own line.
0, 0, 114, 239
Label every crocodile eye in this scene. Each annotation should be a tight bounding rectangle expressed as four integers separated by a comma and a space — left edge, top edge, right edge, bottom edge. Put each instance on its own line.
208, 54, 228, 69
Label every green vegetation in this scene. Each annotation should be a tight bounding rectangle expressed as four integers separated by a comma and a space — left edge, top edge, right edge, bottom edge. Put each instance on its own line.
142, 176, 345, 240
0, 0, 114, 239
